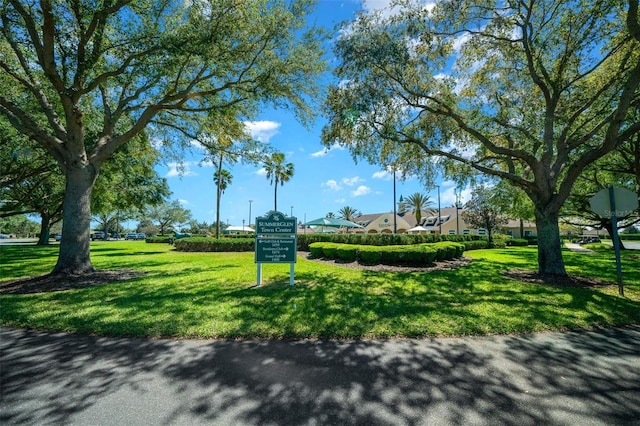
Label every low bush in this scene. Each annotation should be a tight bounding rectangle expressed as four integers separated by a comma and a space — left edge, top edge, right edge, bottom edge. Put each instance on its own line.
146, 236, 171, 244
308, 242, 462, 267
321, 243, 340, 259
506, 238, 529, 247
308, 242, 325, 258
463, 240, 489, 251
583, 243, 612, 252
358, 246, 382, 265
175, 237, 254, 252
297, 233, 485, 251
335, 245, 358, 262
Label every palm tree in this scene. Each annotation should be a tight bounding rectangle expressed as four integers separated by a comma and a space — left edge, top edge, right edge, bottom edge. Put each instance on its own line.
338, 206, 361, 221
405, 192, 434, 225
213, 165, 233, 238
264, 152, 294, 211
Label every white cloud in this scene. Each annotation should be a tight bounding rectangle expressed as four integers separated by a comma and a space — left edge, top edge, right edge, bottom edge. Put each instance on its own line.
452, 32, 472, 52
352, 185, 371, 197
342, 176, 364, 187
323, 179, 342, 191
255, 168, 267, 176
335, 198, 346, 204
440, 185, 472, 206
166, 162, 197, 178
244, 121, 281, 142
178, 199, 190, 205
311, 143, 345, 158
372, 170, 393, 180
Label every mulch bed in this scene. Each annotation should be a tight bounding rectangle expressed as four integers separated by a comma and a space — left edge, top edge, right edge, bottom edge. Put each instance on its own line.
0, 270, 146, 295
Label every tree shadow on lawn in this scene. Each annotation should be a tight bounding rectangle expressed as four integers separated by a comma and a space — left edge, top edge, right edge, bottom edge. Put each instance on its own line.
2, 325, 639, 425
227, 258, 640, 338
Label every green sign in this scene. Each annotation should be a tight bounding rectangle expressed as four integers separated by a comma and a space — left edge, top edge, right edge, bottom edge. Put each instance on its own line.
256, 211, 297, 235
255, 237, 297, 263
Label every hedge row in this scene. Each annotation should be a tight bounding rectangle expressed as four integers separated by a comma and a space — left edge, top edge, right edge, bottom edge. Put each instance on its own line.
506, 238, 529, 247
296, 233, 485, 251
174, 237, 255, 252
309, 241, 465, 266
146, 236, 170, 244
172, 236, 489, 253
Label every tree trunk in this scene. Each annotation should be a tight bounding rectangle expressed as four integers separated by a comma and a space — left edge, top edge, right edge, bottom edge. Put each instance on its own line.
534, 207, 567, 277
215, 155, 222, 239
603, 221, 626, 250
274, 178, 279, 212
52, 164, 98, 276
37, 212, 51, 245
519, 218, 524, 239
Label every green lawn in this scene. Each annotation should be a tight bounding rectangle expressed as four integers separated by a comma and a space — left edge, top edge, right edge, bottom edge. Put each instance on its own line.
1, 242, 639, 338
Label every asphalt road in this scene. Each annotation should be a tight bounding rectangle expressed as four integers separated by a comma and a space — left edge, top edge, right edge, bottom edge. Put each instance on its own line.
2, 326, 640, 425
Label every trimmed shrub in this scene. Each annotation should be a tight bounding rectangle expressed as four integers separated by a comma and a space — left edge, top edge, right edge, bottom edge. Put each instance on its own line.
506, 238, 529, 247
358, 246, 382, 265
309, 242, 325, 258
583, 243, 611, 252
463, 240, 489, 250
335, 245, 358, 262
146, 236, 171, 244
175, 237, 254, 252
297, 233, 486, 251
321, 243, 340, 259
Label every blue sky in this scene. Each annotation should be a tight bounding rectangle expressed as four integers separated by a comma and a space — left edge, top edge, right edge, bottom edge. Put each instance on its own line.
156, 0, 470, 227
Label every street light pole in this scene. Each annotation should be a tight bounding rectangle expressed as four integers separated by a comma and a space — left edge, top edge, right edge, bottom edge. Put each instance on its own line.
455, 189, 461, 235
249, 200, 253, 228
393, 168, 397, 234
437, 185, 442, 234
290, 205, 293, 217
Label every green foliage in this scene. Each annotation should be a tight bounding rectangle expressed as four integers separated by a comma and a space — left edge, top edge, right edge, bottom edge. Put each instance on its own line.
582, 243, 612, 252
146, 236, 172, 244
297, 233, 483, 250
321, 243, 340, 259
263, 152, 295, 211
308, 242, 463, 266
1, 0, 326, 274
357, 246, 383, 265
308, 243, 325, 258
322, 0, 640, 277
463, 240, 490, 250
145, 200, 192, 235
175, 237, 254, 252
335, 245, 358, 262
507, 239, 529, 247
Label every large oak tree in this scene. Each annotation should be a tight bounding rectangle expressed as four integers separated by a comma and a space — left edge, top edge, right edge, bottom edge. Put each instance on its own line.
323, 0, 640, 277
0, 0, 325, 275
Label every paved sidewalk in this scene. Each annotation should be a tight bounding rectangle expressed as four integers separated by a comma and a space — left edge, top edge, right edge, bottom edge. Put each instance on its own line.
565, 242, 594, 253
2, 326, 640, 425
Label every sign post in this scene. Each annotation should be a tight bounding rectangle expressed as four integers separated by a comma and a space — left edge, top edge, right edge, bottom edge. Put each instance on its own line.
254, 211, 297, 286
589, 186, 639, 296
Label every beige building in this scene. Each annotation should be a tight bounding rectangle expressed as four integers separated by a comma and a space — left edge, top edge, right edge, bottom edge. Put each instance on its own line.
353, 207, 537, 237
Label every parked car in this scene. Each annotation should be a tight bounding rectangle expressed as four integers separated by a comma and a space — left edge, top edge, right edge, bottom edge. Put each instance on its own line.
576, 236, 601, 244
136, 232, 146, 240
124, 232, 138, 240
54, 234, 62, 241
111, 233, 121, 240
91, 231, 107, 241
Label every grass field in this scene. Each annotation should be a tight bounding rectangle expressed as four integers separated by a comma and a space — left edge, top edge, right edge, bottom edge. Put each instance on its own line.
1, 242, 639, 339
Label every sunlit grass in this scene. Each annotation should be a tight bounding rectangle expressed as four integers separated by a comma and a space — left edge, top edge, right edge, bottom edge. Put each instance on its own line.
1, 242, 638, 338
